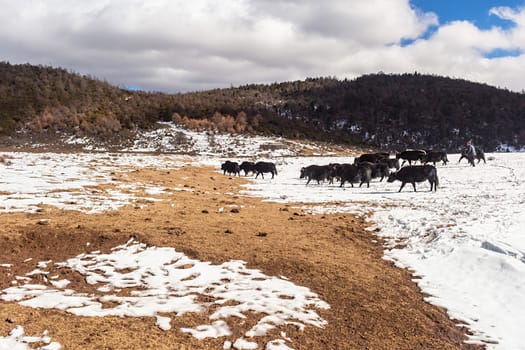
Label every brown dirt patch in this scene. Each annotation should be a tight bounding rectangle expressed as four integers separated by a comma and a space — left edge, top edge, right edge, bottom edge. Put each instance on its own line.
0, 164, 483, 349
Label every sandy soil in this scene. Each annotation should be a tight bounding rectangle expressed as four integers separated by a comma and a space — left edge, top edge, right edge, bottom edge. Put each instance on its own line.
0, 163, 483, 349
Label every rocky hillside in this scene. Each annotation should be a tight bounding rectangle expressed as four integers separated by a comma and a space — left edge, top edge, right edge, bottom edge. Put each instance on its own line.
1, 61, 524, 151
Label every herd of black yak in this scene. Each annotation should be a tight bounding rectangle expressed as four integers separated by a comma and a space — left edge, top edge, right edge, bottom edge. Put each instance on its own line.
221, 148, 486, 192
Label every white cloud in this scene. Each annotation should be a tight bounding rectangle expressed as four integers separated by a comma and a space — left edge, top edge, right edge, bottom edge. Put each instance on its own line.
0, 0, 523, 92
490, 5, 525, 25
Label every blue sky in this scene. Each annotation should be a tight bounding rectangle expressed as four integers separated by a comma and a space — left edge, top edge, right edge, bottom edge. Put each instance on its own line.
409, 0, 525, 58
1, 0, 525, 93
411, 0, 522, 29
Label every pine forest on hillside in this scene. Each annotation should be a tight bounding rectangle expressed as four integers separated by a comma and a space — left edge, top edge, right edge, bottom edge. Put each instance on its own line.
1, 61, 524, 151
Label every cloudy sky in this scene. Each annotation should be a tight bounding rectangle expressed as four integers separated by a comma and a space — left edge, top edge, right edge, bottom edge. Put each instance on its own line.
1, 0, 525, 93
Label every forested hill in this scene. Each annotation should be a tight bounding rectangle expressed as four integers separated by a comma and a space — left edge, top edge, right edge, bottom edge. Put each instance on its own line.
1, 61, 524, 151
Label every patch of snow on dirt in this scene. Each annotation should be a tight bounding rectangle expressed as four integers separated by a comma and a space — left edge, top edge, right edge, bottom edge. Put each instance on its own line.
1, 239, 329, 350
0, 326, 61, 350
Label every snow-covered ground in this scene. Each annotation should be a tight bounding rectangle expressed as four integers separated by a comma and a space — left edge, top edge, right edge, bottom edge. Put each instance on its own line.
1, 145, 524, 349
0, 152, 187, 213
239, 153, 525, 350
121, 122, 298, 157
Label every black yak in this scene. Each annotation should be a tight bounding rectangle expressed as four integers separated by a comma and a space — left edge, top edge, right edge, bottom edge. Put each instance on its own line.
423, 151, 449, 166
239, 161, 256, 176
300, 165, 331, 185
254, 161, 278, 179
221, 161, 240, 176
336, 164, 372, 188
396, 150, 427, 166
387, 165, 438, 192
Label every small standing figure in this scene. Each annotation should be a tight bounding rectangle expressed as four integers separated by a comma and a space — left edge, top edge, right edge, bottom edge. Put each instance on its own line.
465, 139, 476, 167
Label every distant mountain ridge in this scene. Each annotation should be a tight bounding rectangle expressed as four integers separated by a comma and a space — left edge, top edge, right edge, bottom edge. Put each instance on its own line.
1, 61, 524, 151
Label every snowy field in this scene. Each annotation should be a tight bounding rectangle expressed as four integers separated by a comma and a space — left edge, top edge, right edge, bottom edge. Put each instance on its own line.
0, 152, 189, 213
1, 149, 524, 349
239, 152, 525, 350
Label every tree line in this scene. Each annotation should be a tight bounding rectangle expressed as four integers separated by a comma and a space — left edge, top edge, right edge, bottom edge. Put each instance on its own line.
1, 62, 524, 151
